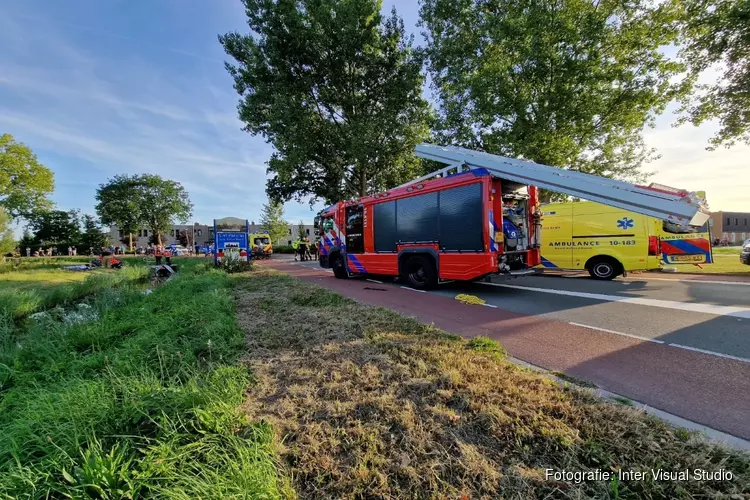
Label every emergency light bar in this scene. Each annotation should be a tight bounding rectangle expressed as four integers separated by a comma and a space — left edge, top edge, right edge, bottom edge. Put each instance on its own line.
412, 144, 710, 229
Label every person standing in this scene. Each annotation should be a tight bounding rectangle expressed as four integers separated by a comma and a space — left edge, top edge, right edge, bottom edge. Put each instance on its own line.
163, 247, 172, 266
155, 245, 163, 265
72, 246, 77, 256
291, 238, 300, 261
68, 246, 72, 256
26, 247, 30, 257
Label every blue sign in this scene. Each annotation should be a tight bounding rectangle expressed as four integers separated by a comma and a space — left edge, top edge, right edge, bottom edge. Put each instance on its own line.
213, 217, 251, 264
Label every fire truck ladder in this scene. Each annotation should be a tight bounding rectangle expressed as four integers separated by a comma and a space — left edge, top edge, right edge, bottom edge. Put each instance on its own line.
410, 144, 710, 229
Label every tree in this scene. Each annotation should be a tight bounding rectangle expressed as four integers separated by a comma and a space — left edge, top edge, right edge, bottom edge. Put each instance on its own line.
0, 207, 15, 255
297, 220, 306, 240
19, 230, 34, 252
676, 0, 750, 149
0, 133, 55, 218
97, 174, 192, 247
220, 0, 431, 204
134, 175, 192, 246
259, 200, 288, 246
27, 209, 81, 245
95, 175, 144, 251
178, 229, 191, 248
78, 214, 109, 254
420, 0, 689, 199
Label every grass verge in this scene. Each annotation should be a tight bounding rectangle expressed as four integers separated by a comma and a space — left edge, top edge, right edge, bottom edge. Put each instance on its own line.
0, 260, 285, 498
671, 254, 750, 274
236, 268, 749, 499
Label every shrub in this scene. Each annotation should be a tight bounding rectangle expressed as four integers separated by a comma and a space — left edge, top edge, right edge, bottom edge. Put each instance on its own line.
213, 253, 253, 274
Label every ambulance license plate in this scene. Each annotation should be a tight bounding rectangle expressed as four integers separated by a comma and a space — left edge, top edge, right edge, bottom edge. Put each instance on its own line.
669, 255, 705, 263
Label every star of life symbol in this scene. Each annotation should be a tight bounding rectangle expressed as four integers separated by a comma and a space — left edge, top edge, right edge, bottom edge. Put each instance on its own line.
617, 217, 634, 229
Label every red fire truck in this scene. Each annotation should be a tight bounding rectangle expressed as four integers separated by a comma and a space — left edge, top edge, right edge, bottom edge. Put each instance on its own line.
315, 144, 710, 289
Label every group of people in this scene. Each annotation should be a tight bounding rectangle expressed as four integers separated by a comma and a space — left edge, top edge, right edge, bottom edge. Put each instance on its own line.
292, 236, 318, 262
153, 245, 174, 266
23, 247, 55, 257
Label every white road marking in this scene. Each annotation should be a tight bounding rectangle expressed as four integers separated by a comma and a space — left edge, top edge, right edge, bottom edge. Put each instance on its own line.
479, 282, 750, 319
366, 278, 383, 284
641, 277, 750, 286
400, 286, 426, 293
569, 323, 750, 363
482, 303, 498, 308
569, 322, 664, 344
667, 344, 750, 364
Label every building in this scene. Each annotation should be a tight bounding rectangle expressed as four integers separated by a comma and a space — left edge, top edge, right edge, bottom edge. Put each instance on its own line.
109, 222, 317, 248
108, 223, 213, 249
709, 211, 750, 243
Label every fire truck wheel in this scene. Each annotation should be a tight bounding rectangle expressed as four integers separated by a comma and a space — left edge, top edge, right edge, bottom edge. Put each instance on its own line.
331, 254, 349, 279
403, 255, 438, 290
587, 257, 622, 280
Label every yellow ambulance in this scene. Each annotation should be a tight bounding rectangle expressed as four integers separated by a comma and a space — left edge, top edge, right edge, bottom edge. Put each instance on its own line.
250, 233, 273, 258
541, 201, 713, 280
540, 201, 712, 279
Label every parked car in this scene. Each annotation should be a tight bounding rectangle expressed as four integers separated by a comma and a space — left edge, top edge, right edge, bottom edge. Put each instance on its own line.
741, 242, 750, 265
169, 245, 190, 256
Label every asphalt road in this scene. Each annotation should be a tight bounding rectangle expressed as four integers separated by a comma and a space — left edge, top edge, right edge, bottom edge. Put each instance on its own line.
267, 258, 750, 441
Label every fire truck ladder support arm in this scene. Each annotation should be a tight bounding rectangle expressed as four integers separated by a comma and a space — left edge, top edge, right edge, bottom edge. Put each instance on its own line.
412, 144, 710, 229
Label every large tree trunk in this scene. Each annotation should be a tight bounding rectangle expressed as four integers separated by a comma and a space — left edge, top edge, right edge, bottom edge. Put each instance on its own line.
359, 167, 367, 197
129, 233, 133, 251
157, 232, 162, 246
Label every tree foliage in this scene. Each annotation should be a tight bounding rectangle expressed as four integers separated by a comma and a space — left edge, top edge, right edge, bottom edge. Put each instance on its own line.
78, 214, 110, 253
27, 209, 82, 245
297, 220, 306, 240
676, 0, 750, 149
0, 133, 55, 218
259, 200, 288, 245
0, 207, 15, 255
95, 175, 144, 250
420, 0, 688, 196
134, 175, 192, 246
220, 0, 431, 204
96, 174, 192, 247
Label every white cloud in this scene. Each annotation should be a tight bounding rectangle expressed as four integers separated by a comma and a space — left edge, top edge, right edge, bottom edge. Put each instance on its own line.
0, 7, 324, 225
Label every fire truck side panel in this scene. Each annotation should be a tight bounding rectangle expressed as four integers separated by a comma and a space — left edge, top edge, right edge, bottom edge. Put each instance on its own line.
438, 253, 496, 280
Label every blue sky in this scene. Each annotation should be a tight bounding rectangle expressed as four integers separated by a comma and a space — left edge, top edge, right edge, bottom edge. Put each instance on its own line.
1, 0, 747, 233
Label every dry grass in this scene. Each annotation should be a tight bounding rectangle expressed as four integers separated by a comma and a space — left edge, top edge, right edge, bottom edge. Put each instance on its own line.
235, 269, 749, 499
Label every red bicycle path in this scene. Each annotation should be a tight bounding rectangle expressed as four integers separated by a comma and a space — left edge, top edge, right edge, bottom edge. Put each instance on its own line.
261, 260, 750, 441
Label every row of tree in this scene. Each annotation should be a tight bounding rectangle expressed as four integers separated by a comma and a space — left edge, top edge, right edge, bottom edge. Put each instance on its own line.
1, 132, 196, 255
16, 210, 110, 255
220, 0, 749, 204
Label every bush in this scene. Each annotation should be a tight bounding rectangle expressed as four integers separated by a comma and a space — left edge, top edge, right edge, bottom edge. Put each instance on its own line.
213, 254, 254, 274
273, 245, 295, 254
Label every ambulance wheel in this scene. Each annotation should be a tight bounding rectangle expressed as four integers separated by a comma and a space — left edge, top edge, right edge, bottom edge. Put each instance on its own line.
587, 257, 622, 280
332, 254, 349, 279
403, 255, 438, 290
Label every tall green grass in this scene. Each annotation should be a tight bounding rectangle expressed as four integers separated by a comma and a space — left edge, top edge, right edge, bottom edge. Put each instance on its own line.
0, 262, 282, 498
